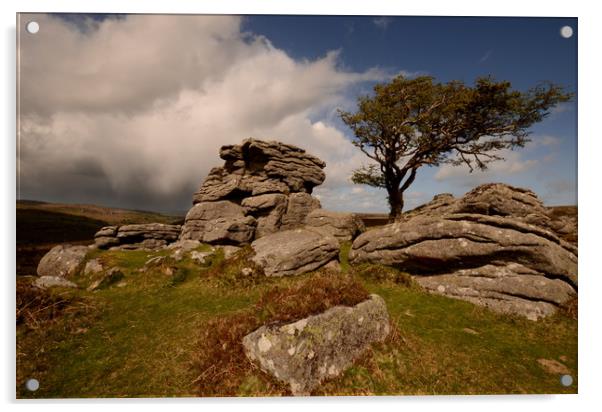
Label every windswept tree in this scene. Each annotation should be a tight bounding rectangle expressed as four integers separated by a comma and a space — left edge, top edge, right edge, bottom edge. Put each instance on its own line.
339, 75, 572, 220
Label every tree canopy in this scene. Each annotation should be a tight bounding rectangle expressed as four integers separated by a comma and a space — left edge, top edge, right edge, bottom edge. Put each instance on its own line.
339, 75, 572, 219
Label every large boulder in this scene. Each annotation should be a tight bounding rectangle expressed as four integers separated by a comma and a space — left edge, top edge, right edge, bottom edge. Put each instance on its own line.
36, 244, 89, 278
242, 294, 390, 395
180, 201, 256, 244
305, 209, 366, 241
251, 228, 339, 277
94, 223, 181, 250
350, 194, 578, 319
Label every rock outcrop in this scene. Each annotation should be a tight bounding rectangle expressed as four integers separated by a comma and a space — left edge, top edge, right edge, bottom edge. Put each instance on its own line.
242, 294, 390, 395
36, 244, 89, 278
181, 139, 324, 245
305, 209, 366, 241
94, 223, 181, 250
403, 183, 570, 238
350, 183, 577, 320
251, 228, 340, 277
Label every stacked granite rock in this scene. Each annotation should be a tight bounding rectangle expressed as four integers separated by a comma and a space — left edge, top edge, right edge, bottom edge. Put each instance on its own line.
94, 223, 181, 250
180, 138, 325, 245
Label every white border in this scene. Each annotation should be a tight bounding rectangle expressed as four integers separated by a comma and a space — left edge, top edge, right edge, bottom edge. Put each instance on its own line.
3, 1, 601, 412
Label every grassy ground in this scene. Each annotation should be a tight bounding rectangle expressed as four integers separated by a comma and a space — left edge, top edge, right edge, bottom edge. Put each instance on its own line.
16, 242, 577, 398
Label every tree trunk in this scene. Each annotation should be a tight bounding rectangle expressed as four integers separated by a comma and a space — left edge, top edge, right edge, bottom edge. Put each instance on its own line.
387, 187, 404, 222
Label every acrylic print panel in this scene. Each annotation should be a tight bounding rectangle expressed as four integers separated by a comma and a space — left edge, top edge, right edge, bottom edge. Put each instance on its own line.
16, 13, 577, 398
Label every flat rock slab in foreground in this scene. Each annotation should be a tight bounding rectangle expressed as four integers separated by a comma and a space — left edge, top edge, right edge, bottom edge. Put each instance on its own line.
251, 228, 339, 277
242, 294, 390, 395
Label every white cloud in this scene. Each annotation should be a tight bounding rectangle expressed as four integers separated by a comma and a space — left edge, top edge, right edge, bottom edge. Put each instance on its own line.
478, 50, 492, 63
372, 17, 392, 30
530, 134, 561, 147
550, 102, 573, 115
18, 14, 386, 211
434, 148, 539, 185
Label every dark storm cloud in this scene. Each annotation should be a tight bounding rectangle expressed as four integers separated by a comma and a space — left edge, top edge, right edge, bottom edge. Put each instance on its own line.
18, 14, 385, 213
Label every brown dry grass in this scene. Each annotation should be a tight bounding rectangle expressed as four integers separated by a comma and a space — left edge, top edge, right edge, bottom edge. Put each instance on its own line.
560, 296, 578, 320
203, 245, 267, 287
16, 277, 94, 330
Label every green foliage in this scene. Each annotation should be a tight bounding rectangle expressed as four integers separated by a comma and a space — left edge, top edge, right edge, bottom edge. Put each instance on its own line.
339, 75, 573, 217
350, 164, 386, 188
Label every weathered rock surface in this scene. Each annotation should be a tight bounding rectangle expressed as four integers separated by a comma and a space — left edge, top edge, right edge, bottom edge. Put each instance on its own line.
404, 183, 570, 237
416, 263, 575, 320
193, 139, 326, 203
547, 206, 578, 246
305, 209, 366, 241
166, 239, 202, 261
251, 229, 339, 277
34, 276, 78, 289
180, 201, 256, 244
37, 244, 89, 278
242, 294, 390, 395
83, 259, 104, 276
242, 193, 288, 238
87, 268, 124, 291
350, 184, 578, 319
94, 223, 181, 250
280, 193, 322, 231
181, 139, 324, 245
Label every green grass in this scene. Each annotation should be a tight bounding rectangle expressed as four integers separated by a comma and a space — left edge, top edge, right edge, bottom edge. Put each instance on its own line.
318, 282, 577, 395
16, 245, 577, 398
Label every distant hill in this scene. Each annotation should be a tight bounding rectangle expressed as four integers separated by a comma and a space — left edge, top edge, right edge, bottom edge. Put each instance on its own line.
16, 200, 183, 277
17, 200, 181, 226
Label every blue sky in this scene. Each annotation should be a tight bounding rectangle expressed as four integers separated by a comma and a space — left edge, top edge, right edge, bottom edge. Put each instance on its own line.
245, 15, 578, 208
19, 14, 577, 213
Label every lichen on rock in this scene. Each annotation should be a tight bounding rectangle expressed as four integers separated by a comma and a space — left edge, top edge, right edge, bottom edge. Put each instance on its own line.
242, 294, 390, 395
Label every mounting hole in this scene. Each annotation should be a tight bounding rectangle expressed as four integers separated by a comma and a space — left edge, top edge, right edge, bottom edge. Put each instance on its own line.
25, 378, 39, 391
26, 21, 40, 34
560, 374, 573, 386
560, 26, 573, 39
